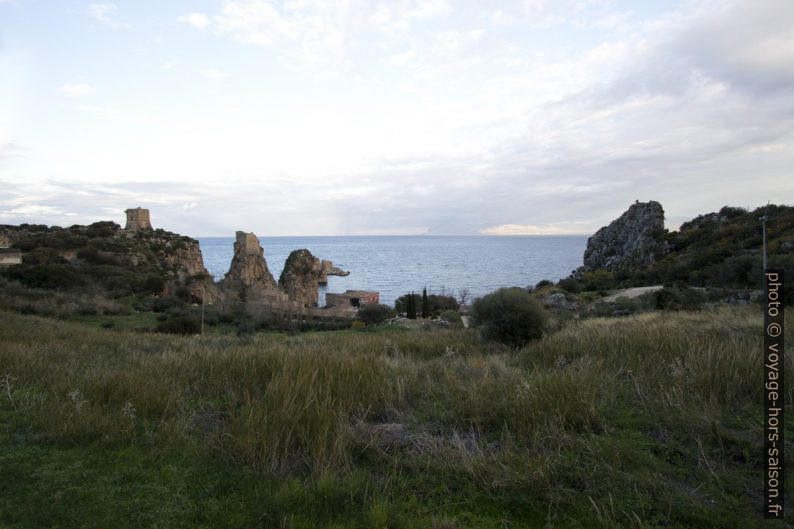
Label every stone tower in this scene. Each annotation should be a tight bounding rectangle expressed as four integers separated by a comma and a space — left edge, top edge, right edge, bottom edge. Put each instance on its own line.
124, 207, 152, 231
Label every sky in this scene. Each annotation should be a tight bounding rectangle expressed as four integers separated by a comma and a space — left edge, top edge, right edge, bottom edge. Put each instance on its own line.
0, 0, 792, 237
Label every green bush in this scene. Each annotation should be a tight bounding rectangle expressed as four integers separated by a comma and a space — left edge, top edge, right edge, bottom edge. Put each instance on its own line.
653, 286, 708, 310
3, 263, 85, 290
438, 310, 463, 328
395, 292, 458, 316
85, 221, 120, 238
557, 277, 582, 293
140, 274, 166, 294
470, 287, 548, 347
357, 303, 394, 326
156, 314, 200, 335
22, 247, 67, 266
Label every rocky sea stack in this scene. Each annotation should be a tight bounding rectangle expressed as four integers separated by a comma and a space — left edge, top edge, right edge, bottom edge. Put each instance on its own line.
219, 231, 279, 297
582, 200, 669, 271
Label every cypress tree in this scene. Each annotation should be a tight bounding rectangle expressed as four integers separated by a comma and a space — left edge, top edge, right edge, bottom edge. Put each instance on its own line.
407, 291, 417, 319
421, 287, 429, 318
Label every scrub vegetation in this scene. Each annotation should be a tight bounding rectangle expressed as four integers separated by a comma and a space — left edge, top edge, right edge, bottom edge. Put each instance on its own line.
1, 307, 791, 528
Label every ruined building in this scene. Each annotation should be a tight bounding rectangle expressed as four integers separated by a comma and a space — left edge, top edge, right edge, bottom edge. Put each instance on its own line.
125, 208, 152, 231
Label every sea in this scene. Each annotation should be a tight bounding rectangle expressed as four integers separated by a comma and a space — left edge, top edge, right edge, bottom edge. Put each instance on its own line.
198, 235, 588, 307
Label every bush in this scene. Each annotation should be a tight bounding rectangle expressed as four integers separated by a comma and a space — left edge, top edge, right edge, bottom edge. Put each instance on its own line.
3, 264, 85, 290
470, 287, 548, 347
438, 310, 463, 328
22, 247, 67, 266
653, 286, 708, 311
156, 315, 201, 335
85, 221, 119, 238
558, 277, 583, 293
357, 303, 394, 326
579, 269, 617, 291
152, 295, 184, 313
395, 292, 458, 317
140, 274, 166, 294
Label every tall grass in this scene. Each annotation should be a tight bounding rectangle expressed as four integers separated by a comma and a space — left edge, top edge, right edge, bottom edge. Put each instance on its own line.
1, 307, 791, 527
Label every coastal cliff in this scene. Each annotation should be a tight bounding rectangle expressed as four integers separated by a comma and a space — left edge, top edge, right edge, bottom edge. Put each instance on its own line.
0, 221, 218, 302
582, 200, 668, 271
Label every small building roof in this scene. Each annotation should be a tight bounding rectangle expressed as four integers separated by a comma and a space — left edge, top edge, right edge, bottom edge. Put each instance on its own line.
332, 290, 378, 297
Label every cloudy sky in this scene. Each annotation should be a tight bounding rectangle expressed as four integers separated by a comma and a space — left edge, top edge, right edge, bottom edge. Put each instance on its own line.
0, 0, 792, 236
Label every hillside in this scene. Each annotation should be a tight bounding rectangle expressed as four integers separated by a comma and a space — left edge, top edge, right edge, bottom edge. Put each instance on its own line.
0, 221, 213, 300
564, 204, 794, 303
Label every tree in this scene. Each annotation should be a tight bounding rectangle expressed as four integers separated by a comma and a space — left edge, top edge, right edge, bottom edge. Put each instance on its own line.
407, 291, 417, 319
457, 288, 470, 306
421, 287, 429, 318
358, 304, 395, 326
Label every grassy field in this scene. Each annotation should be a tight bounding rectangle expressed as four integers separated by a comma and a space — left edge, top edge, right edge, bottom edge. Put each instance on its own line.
0, 307, 791, 528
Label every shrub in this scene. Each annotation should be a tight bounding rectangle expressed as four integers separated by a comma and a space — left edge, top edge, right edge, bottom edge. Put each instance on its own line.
3, 263, 85, 290
85, 221, 119, 238
426, 294, 458, 316
438, 310, 463, 328
653, 286, 707, 310
140, 274, 166, 294
357, 304, 394, 326
395, 292, 458, 317
558, 277, 583, 293
152, 295, 184, 313
470, 287, 548, 347
579, 269, 617, 291
156, 315, 200, 335
535, 279, 553, 289
22, 247, 67, 266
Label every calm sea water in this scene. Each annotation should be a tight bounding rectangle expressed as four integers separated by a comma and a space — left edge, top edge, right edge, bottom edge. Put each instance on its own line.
198, 236, 587, 307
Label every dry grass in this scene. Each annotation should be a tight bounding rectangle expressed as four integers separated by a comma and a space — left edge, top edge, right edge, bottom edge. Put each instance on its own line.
1, 306, 791, 527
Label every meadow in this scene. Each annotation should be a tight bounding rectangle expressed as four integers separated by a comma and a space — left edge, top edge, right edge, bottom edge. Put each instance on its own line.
0, 307, 791, 528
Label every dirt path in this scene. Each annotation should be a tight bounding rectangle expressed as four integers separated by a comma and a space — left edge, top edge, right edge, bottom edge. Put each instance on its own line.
600, 285, 663, 302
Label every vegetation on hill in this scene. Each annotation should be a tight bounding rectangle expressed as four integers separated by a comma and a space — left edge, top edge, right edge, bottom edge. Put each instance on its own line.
0, 307, 790, 528
560, 204, 794, 302
0, 221, 209, 300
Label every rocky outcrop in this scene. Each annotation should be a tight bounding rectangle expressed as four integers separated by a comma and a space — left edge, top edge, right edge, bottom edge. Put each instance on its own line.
279, 249, 325, 307
582, 201, 669, 271
219, 232, 279, 299
543, 292, 577, 310
318, 260, 350, 284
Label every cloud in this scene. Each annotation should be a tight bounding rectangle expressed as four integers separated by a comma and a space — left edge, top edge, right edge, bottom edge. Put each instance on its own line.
59, 83, 95, 97
6, 0, 793, 237
480, 224, 583, 235
77, 105, 153, 124
178, 12, 209, 29
87, 3, 129, 28
201, 68, 229, 80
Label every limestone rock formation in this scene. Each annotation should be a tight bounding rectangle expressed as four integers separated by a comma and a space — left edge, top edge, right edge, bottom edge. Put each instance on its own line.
543, 292, 577, 310
279, 249, 325, 307
219, 232, 278, 298
582, 201, 669, 271
318, 260, 350, 284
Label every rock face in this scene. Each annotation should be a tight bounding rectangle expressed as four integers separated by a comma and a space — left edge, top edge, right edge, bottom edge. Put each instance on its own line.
318, 260, 350, 284
543, 292, 577, 310
583, 201, 668, 271
279, 249, 325, 307
220, 232, 278, 297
